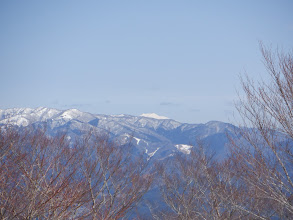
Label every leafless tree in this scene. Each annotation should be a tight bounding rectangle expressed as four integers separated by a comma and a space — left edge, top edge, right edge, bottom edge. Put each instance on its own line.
154, 44, 293, 220
76, 133, 153, 219
0, 127, 153, 219
154, 143, 247, 220
0, 127, 85, 219
229, 43, 293, 219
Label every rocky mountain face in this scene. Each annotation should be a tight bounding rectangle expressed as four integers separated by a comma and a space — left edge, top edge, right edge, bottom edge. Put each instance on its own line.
0, 107, 237, 159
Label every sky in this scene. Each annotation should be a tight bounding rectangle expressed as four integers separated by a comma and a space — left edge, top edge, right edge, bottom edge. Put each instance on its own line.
1, 0, 293, 123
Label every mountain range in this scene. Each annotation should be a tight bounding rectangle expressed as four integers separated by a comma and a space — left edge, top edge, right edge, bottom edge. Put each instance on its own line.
0, 107, 237, 159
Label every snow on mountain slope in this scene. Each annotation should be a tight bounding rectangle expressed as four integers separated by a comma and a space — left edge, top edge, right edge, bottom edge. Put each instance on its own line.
0, 107, 62, 127
140, 113, 169, 120
54, 109, 96, 123
175, 144, 193, 154
0, 107, 235, 159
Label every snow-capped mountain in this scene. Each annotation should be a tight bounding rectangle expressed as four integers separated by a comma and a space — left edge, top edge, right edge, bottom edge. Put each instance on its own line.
140, 113, 169, 120
0, 107, 236, 159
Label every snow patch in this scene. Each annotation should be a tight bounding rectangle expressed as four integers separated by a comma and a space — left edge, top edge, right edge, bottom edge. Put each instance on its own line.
140, 113, 169, 120
147, 147, 160, 158
133, 137, 141, 144
175, 144, 193, 154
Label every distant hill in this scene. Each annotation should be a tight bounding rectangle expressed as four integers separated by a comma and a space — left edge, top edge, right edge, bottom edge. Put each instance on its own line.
0, 107, 237, 159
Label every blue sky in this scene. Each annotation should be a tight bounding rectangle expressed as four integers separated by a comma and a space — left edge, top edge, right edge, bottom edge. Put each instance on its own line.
1, 0, 292, 123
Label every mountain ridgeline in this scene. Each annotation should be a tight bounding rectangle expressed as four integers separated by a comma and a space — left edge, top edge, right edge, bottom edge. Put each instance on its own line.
0, 107, 236, 159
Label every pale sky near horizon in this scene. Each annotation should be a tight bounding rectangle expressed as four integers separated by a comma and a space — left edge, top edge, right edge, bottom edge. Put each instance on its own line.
1, 0, 292, 123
